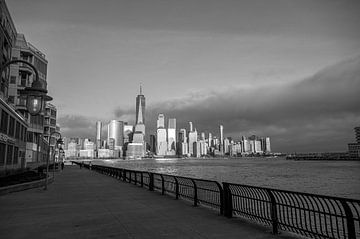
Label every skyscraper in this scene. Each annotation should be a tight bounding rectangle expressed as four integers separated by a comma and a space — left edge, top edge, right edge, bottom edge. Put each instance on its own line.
107, 120, 124, 150
96, 121, 102, 150
156, 113, 167, 156
189, 122, 193, 132
135, 85, 145, 124
168, 118, 176, 153
188, 128, 197, 156
220, 125, 224, 154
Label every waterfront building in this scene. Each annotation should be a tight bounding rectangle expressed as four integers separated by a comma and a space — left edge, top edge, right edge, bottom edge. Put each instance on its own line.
43, 103, 57, 144
9, 33, 50, 164
188, 128, 197, 156
167, 118, 176, 154
95, 121, 102, 150
107, 120, 124, 150
348, 126, 360, 159
224, 138, 230, 154
0, 2, 28, 175
355, 127, 360, 143
189, 122, 193, 133
0, 0, 16, 101
135, 85, 145, 125
156, 128, 167, 156
156, 114, 167, 156
199, 140, 207, 156
123, 124, 133, 144
178, 129, 187, 156
149, 134, 156, 153
208, 132, 212, 146
193, 141, 201, 158
219, 125, 224, 154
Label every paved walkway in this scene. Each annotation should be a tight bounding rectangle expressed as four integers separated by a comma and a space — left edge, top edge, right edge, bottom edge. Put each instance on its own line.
0, 166, 300, 239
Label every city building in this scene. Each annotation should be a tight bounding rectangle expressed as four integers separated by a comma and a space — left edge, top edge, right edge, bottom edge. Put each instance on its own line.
135, 85, 145, 125
95, 121, 101, 150
188, 127, 197, 156
0, 0, 16, 100
43, 103, 57, 143
156, 113, 167, 156
348, 127, 360, 159
107, 120, 124, 152
127, 87, 146, 159
167, 118, 176, 155
178, 128, 188, 156
219, 125, 224, 154
9, 33, 51, 165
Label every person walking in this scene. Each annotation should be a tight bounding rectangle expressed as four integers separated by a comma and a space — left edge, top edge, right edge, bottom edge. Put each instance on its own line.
61, 161, 64, 170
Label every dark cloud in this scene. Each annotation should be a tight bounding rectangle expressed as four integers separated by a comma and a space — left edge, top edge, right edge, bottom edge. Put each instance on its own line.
115, 55, 360, 152
57, 115, 97, 140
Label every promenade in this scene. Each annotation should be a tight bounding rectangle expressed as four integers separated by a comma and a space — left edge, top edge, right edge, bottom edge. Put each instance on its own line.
0, 165, 299, 239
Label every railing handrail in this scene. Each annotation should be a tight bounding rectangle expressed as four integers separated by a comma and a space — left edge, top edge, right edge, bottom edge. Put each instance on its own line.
224, 181, 360, 204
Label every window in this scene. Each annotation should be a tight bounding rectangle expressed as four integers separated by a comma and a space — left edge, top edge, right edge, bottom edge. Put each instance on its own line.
8, 96, 15, 104
15, 121, 20, 139
27, 131, 33, 143
10, 76, 16, 84
0, 110, 9, 134
0, 143, 5, 165
13, 147, 19, 164
8, 116, 15, 136
23, 128, 27, 142
6, 145, 13, 165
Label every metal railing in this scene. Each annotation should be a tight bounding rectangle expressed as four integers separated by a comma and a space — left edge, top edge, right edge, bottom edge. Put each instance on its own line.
72, 161, 360, 239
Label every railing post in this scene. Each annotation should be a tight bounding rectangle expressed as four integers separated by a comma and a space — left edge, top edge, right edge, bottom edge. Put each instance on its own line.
191, 179, 198, 207
215, 182, 224, 215
149, 173, 154, 191
141, 172, 144, 187
340, 200, 356, 239
223, 182, 233, 218
161, 175, 165, 195
266, 189, 279, 234
134, 171, 137, 185
174, 177, 179, 199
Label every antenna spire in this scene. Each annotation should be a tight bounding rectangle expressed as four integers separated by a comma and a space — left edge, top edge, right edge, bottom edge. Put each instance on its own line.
140, 83, 142, 95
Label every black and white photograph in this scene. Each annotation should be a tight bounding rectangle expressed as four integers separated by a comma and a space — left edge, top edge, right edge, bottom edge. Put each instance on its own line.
0, 0, 359, 238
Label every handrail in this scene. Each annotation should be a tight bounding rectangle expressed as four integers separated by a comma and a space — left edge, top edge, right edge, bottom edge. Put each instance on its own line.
71, 161, 360, 239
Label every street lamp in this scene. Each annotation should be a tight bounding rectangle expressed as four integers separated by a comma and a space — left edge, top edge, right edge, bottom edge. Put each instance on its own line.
46, 131, 62, 190
52, 137, 64, 179
1, 59, 53, 188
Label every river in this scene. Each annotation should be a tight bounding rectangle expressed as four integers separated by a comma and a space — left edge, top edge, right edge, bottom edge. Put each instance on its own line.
92, 157, 360, 200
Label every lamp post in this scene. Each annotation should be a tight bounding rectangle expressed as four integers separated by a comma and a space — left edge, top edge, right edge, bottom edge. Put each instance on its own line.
1, 59, 53, 189
46, 132, 62, 190
51, 136, 63, 179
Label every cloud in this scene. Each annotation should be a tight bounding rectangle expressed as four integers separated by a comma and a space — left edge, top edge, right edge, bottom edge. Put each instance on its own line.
114, 55, 360, 152
57, 115, 97, 139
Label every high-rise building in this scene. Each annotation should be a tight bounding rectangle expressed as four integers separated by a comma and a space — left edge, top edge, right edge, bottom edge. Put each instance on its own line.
135, 85, 145, 124
219, 125, 224, 154
167, 118, 176, 153
355, 127, 360, 144
157, 113, 165, 128
189, 122, 193, 132
107, 120, 124, 150
178, 129, 187, 156
156, 114, 167, 156
188, 128, 197, 156
96, 121, 102, 150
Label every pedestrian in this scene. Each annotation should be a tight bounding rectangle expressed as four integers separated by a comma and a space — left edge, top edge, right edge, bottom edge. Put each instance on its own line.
80, 161, 83, 169
61, 161, 64, 170
89, 161, 92, 170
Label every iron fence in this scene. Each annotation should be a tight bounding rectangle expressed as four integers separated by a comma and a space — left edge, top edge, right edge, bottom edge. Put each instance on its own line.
72, 161, 359, 239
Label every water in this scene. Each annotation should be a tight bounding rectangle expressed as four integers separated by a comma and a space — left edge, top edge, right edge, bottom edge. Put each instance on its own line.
92, 157, 360, 200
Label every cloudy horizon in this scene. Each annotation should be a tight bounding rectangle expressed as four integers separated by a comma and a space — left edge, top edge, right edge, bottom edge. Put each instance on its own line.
7, 0, 360, 153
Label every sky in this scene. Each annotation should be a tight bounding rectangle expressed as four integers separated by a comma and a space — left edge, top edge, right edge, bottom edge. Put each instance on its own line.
6, 0, 360, 152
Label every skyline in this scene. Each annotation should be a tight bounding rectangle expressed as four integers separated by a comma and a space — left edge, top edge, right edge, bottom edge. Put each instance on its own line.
6, 0, 360, 152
